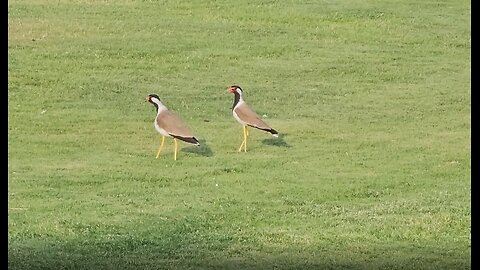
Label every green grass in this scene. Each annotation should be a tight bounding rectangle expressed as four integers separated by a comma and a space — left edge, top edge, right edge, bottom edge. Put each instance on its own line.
8, 0, 470, 269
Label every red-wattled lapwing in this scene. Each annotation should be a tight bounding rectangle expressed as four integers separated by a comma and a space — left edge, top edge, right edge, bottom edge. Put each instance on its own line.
227, 85, 278, 152
146, 94, 200, 160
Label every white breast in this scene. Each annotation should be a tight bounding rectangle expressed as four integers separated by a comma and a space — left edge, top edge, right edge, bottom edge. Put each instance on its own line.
153, 108, 169, 136
154, 117, 169, 136
232, 100, 247, 126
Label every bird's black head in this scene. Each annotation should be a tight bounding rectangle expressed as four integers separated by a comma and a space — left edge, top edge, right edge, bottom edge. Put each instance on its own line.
146, 94, 161, 103
227, 85, 243, 94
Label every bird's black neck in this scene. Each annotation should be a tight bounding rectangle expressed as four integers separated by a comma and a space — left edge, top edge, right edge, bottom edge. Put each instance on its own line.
152, 103, 159, 113
232, 92, 241, 110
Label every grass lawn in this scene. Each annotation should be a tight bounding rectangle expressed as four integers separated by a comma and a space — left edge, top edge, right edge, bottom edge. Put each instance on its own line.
8, 0, 470, 269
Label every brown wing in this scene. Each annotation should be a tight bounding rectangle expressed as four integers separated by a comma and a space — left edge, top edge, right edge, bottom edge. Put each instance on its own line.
156, 110, 195, 138
234, 103, 272, 130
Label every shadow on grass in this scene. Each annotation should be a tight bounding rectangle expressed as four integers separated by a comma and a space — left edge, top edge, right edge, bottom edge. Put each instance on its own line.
7, 216, 469, 270
261, 133, 291, 148
8, 237, 470, 270
181, 139, 213, 157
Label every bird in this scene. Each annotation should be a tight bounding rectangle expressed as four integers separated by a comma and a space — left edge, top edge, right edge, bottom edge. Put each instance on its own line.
146, 94, 200, 160
227, 85, 278, 152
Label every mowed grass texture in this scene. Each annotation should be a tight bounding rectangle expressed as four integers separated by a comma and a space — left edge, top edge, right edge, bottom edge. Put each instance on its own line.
8, 0, 470, 269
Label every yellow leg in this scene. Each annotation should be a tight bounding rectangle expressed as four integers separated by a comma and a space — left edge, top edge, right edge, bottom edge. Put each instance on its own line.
173, 138, 178, 160
238, 126, 248, 152
156, 136, 165, 159
238, 140, 244, 152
